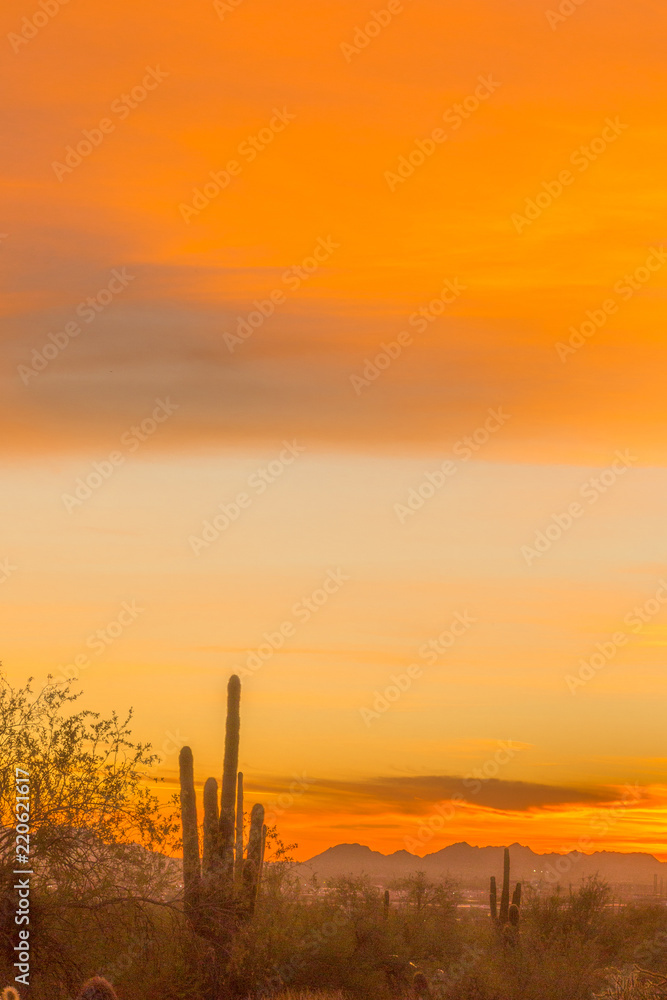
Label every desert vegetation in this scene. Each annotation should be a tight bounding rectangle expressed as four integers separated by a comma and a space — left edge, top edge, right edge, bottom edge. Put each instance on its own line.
1, 672, 667, 1000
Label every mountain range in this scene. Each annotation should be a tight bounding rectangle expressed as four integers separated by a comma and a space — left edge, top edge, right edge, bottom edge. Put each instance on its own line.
294, 842, 667, 887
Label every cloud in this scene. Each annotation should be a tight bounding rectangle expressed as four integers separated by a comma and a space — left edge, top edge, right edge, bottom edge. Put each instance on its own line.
245, 772, 613, 817
2, 0, 666, 463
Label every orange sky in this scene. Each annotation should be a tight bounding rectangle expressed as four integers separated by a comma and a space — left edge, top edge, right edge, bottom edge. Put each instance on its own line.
2, 0, 667, 863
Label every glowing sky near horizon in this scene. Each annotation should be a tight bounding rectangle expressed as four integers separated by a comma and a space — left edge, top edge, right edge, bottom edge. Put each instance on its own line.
2, 0, 667, 861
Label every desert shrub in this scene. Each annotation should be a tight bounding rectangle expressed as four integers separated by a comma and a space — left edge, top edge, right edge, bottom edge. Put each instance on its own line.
593, 966, 667, 999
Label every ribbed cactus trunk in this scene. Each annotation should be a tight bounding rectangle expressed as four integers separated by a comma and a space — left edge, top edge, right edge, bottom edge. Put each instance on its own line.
219, 675, 241, 887
499, 847, 510, 924
489, 875, 497, 921
242, 802, 265, 916
258, 822, 267, 884
202, 777, 220, 876
234, 771, 244, 884
179, 746, 201, 917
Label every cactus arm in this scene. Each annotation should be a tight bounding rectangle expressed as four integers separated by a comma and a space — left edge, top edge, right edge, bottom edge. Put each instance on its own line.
258, 822, 267, 884
234, 771, 244, 885
178, 746, 201, 917
202, 776, 219, 876
242, 803, 265, 917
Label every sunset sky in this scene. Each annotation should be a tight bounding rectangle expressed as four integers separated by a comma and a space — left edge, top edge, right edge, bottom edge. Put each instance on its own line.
2, 0, 667, 862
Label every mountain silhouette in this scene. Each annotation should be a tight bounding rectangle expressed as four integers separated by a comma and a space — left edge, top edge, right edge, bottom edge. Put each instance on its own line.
295, 842, 667, 887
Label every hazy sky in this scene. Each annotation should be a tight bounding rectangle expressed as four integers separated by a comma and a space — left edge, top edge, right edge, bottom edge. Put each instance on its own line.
2, 0, 667, 860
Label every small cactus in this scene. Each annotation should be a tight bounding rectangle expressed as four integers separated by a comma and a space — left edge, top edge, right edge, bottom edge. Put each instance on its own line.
383, 888, 390, 920
503, 903, 521, 948
512, 882, 522, 908
490, 875, 497, 921
75, 978, 118, 1000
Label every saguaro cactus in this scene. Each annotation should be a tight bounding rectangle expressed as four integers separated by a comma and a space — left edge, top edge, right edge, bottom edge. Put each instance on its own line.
243, 802, 265, 916
202, 777, 220, 876
234, 772, 244, 884
179, 746, 201, 916
178, 675, 265, 941
220, 674, 241, 883
499, 847, 510, 924
503, 902, 521, 948
491, 847, 522, 931
75, 979, 119, 1000
259, 822, 267, 883
489, 875, 497, 921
